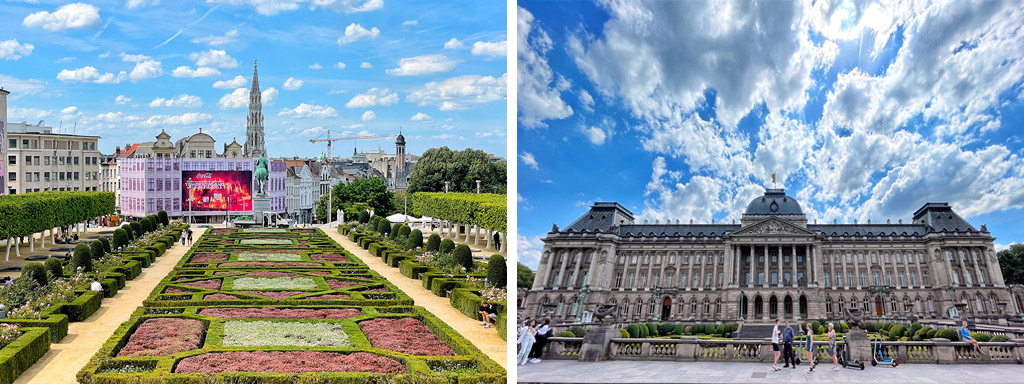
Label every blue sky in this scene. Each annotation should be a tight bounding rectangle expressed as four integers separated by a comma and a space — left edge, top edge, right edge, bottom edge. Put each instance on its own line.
517, 0, 1024, 269
0, 0, 506, 158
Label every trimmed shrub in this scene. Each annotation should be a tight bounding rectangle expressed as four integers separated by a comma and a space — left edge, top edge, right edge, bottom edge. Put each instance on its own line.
98, 236, 110, 253
427, 234, 441, 252
73, 242, 93, 272
815, 324, 825, 335
840, 323, 849, 333
358, 210, 370, 224
453, 245, 473, 272
991, 335, 1010, 342
130, 222, 142, 237
376, 220, 390, 235
112, 228, 129, 250
619, 329, 630, 338
909, 323, 922, 338
140, 217, 153, 233
658, 323, 675, 336
684, 325, 694, 335
486, 255, 506, 287
44, 257, 63, 281
970, 332, 990, 342
716, 325, 726, 336
22, 262, 48, 287
889, 324, 906, 340
645, 323, 658, 337
90, 240, 105, 260
935, 328, 958, 340
626, 324, 640, 338
397, 225, 411, 241
407, 229, 424, 250
925, 328, 937, 339
390, 224, 401, 240
440, 239, 456, 255
913, 327, 932, 341
557, 331, 575, 338
158, 210, 169, 226
730, 323, 739, 333
638, 323, 649, 338
121, 224, 134, 242
569, 326, 588, 338
673, 323, 686, 335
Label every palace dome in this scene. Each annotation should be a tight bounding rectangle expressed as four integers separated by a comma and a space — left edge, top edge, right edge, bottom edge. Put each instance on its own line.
744, 189, 803, 216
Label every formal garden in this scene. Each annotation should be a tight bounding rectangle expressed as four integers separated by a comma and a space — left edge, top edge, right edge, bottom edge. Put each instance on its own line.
74, 227, 505, 383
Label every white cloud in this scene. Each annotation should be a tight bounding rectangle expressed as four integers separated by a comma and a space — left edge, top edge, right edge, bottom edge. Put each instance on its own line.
60, 106, 79, 115
406, 73, 507, 111
335, 62, 346, 70
328, 89, 346, 95
471, 40, 506, 57
93, 111, 140, 123
114, 95, 131, 104
337, 23, 380, 45
218, 87, 277, 109
517, 234, 545, 269
149, 94, 202, 108
191, 29, 239, 46
402, 20, 417, 26
345, 88, 398, 108
578, 89, 594, 112
172, 66, 221, 78
360, 62, 372, 68
582, 126, 607, 145
213, 75, 247, 88
140, 112, 212, 126
9, 106, 52, 122
277, 103, 338, 118
126, 0, 159, 9
262, 87, 278, 105
410, 112, 431, 121
517, 6, 572, 128
23, 3, 102, 31
206, 0, 382, 15
310, 0, 383, 13
443, 38, 464, 49
56, 66, 127, 84
309, 62, 322, 70
0, 40, 34, 60
188, 49, 238, 68
361, 110, 376, 121
386, 54, 457, 76
119, 53, 151, 62
430, 133, 460, 140
129, 60, 163, 82
519, 152, 539, 170
283, 77, 303, 90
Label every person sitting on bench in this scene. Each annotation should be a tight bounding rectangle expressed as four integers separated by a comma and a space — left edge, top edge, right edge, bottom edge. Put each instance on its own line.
478, 301, 497, 328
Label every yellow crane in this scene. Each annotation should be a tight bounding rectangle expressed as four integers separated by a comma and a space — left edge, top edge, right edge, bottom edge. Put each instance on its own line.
308, 130, 397, 160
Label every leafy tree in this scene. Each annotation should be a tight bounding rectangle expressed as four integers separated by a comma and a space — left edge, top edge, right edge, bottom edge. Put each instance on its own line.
487, 255, 506, 287
998, 244, 1024, 285
72, 243, 92, 272
426, 234, 441, 252
407, 229, 423, 250
453, 244, 473, 271
517, 262, 535, 288
90, 240, 105, 260
407, 147, 507, 193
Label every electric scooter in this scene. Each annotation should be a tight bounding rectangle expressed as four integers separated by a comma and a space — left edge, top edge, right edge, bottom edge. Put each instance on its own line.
869, 334, 900, 367
838, 341, 865, 370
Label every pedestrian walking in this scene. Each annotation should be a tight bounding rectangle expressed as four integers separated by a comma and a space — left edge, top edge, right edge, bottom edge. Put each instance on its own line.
828, 323, 839, 371
771, 319, 781, 371
960, 321, 983, 357
187, 229, 193, 245
181, 229, 187, 246
805, 323, 815, 372
782, 321, 795, 368
517, 320, 538, 366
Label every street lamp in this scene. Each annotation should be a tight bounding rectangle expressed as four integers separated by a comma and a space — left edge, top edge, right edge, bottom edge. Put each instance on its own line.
444, 181, 449, 193
574, 285, 591, 323
651, 287, 664, 321
476, 179, 481, 194
186, 177, 193, 226
739, 288, 745, 321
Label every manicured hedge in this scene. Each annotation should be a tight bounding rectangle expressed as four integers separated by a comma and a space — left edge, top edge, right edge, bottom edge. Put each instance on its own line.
0, 327, 51, 384
410, 192, 506, 233
0, 191, 115, 240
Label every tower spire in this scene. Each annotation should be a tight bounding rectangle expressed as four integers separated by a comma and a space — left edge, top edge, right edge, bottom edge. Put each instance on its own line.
243, 59, 265, 158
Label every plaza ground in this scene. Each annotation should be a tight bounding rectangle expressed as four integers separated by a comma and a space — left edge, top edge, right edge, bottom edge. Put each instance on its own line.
516, 359, 1024, 383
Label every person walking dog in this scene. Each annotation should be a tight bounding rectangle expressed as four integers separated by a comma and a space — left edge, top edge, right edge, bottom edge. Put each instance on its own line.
771, 319, 781, 371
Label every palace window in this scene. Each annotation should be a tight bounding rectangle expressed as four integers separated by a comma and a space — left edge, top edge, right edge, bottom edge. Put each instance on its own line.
691, 299, 698, 314
650, 301, 657, 315
680, 273, 687, 288
848, 272, 854, 287
928, 297, 935, 312
684, 254, 690, 263
705, 273, 712, 287
860, 272, 867, 287
696, 253, 702, 264
858, 253, 864, 263
627, 275, 635, 289
707, 255, 713, 264
771, 272, 778, 285
978, 271, 985, 285
915, 298, 922, 313
694, 274, 700, 287
824, 272, 831, 287
952, 270, 960, 285
758, 272, 765, 286
644, 253, 650, 264
797, 272, 804, 285
965, 270, 973, 285
919, 253, 925, 263
639, 273, 647, 288
622, 302, 629, 315
961, 250, 967, 261
826, 297, 833, 313
632, 253, 638, 263
797, 255, 803, 263
898, 272, 905, 287
636, 301, 643, 315
772, 255, 777, 264
990, 295, 997, 313
669, 253, 675, 264
718, 272, 723, 287
887, 271, 894, 286
947, 250, 954, 261
703, 298, 711, 314
910, 271, 917, 286
884, 253, 890, 263
838, 298, 845, 313
556, 301, 564, 316
666, 271, 674, 286
823, 252, 829, 263
890, 299, 897, 313
785, 255, 790, 264
784, 272, 791, 285
652, 272, 660, 287
896, 253, 902, 263
846, 253, 852, 263
619, 255, 625, 264
835, 253, 840, 263
923, 272, 929, 287
719, 254, 724, 264
872, 253, 878, 263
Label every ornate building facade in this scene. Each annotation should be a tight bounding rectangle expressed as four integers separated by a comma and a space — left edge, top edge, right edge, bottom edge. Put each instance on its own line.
523, 189, 1013, 324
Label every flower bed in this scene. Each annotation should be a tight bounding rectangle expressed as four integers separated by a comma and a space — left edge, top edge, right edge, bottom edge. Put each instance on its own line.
242, 228, 287, 233
220, 261, 319, 268
190, 253, 228, 263
222, 320, 351, 347
198, 307, 360, 319
236, 252, 302, 261
240, 239, 293, 245
174, 351, 405, 374
359, 318, 454, 356
204, 294, 239, 300
0, 324, 21, 349
326, 279, 364, 289
235, 290, 310, 299
311, 253, 349, 262
178, 279, 221, 290
231, 276, 318, 290
117, 318, 204, 357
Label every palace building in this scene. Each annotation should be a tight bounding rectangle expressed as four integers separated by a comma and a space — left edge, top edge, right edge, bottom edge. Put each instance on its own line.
523, 189, 1016, 324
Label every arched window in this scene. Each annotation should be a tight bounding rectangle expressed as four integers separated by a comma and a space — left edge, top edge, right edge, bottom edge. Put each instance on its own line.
915, 297, 922, 313
976, 295, 985, 313
556, 297, 565, 316
826, 296, 833, 314
635, 299, 643, 315
703, 297, 711, 315
691, 298, 698, 315
649, 300, 657, 315
715, 298, 722, 314
851, 296, 859, 313
838, 297, 845, 314
622, 299, 630, 315
990, 294, 998, 314
889, 297, 897, 313
903, 296, 911, 314
928, 296, 935, 313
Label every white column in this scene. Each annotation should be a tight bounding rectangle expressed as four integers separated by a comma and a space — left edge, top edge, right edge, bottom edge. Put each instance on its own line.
970, 248, 984, 287
762, 245, 769, 288
620, 251, 631, 289
646, 252, 656, 289
791, 245, 798, 287
687, 251, 696, 289
570, 250, 584, 289
956, 247, 970, 287
555, 249, 569, 289
777, 245, 783, 288
724, 244, 735, 286
635, 251, 646, 290
891, 249, 901, 289
840, 250, 848, 288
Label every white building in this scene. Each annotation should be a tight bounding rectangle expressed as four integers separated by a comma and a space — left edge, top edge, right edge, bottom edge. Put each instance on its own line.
5, 122, 101, 195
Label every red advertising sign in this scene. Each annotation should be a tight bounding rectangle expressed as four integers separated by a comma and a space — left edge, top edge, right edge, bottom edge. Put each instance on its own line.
182, 171, 252, 211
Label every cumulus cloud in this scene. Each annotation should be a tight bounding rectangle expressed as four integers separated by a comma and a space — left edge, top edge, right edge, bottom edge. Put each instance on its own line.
578, 89, 594, 112
207, 0, 382, 15
517, 235, 545, 269
309, 62, 322, 70
519, 152, 539, 170
191, 29, 239, 46
335, 62, 346, 70
360, 62, 372, 68
345, 88, 398, 108
283, 77, 303, 90
140, 112, 212, 126
213, 75, 247, 88
23, 3, 102, 31
172, 66, 221, 78
60, 106, 78, 115
129, 60, 163, 82
337, 23, 380, 45
443, 38, 464, 49
471, 40, 506, 57
188, 49, 238, 68
410, 112, 431, 121
361, 110, 376, 121
149, 94, 202, 108
114, 95, 131, 104
581, 126, 607, 145
386, 54, 457, 76
278, 103, 338, 118
406, 73, 507, 111
0, 40, 34, 60
517, 6, 572, 128
119, 53, 151, 62
57, 66, 127, 84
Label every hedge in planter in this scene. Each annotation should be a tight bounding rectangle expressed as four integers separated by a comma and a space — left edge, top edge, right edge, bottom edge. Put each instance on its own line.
0, 327, 51, 384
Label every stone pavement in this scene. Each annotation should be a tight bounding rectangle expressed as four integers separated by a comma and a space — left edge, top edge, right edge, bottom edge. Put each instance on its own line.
516, 359, 1024, 383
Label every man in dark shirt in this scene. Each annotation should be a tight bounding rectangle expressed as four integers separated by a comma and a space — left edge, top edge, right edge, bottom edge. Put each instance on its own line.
478, 302, 497, 328
782, 321, 796, 368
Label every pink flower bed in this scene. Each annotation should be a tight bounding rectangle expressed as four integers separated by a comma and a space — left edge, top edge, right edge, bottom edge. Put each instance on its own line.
242, 271, 304, 277
211, 229, 236, 234
327, 280, 363, 289
191, 253, 228, 263
299, 240, 312, 244
165, 288, 186, 294
359, 318, 453, 356
174, 351, 405, 374
221, 262, 319, 268
117, 318, 204, 357
292, 229, 315, 233
179, 279, 221, 290
205, 294, 239, 300
361, 288, 388, 293
311, 253, 349, 262
236, 291, 308, 299
305, 294, 351, 300
199, 307, 361, 319
218, 240, 234, 244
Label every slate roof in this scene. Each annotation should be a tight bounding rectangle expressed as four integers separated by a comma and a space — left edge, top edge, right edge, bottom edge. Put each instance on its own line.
618, 224, 740, 237
807, 224, 929, 236
744, 188, 803, 215
562, 202, 635, 233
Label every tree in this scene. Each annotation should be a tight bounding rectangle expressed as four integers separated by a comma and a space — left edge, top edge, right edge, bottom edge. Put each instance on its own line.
998, 244, 1024, 285
439, 239, 455, 254
426, 234, 441, 252
73, 243, 93, 272
487, 255, 506, 288
336, 177, 395, 216
357, 210, 370, 224
407, 147, 507, 193
376, 220, 391, 235
158, 210, 169, 226
130, 222, 142, 238
517, 262, 535, 288
121, 224, 134, 242
113, 228, 129, 250
407, 229, 423, 250
453, 244, 473, 271
98, 237, 110, 253
90, 240, 105, 260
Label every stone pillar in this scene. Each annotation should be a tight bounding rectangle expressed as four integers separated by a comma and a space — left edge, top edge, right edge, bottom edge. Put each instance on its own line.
791, 245, 798, 287
748, 245, 754, 288
932, 338, 955, 364
854, 251, 862, 289
697, 252, 706, 289
570, 250, 584, 289
777, 245, 783, 288
620, 252, 632, 289
956, 248, 970, 287
646, 252, 656, 289
603, 244, 619, 289
540, 249, 556, 288
711, 251, 719, 289
891, 250, 901, 289
970, 248, 984, 287
555, 249, 570, 289
914, 251, 923, 289
633, 251, 644, 289
762, 245, 769, 288
840, 250, 848, 289
724, 244, 735, 286
941, 247, 955, 286
686, 251, 694, 289
987, 248, 1005, 287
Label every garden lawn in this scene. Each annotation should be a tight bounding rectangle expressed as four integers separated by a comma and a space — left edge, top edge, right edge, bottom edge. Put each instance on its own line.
222, 320, 350, 347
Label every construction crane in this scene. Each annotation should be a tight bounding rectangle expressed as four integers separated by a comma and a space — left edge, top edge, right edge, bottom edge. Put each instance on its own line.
309, 130, 397, 160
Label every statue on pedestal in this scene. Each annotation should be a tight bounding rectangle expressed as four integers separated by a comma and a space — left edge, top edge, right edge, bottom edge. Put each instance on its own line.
254, 155, 269, 195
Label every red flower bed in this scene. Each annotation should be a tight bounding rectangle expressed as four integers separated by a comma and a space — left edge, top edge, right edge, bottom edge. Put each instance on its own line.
117, 318, 204, 357
305, 294, 351, 300
311, 253, 349, 262
211, 229, 236, 234
199, 307, 361, 319
292, 229, 315, 233
221, 262, 319, 268
242, 271, 304, 277
359, 318, 453, 356
191, 253, 228, 263
179, 279, 221, 290
236, 291, 308, 299
327, 280, 363, 289
361, 288, 388, 293
174, 351, 405, 374
299, 240, 312, 244
205, 294, 239, 300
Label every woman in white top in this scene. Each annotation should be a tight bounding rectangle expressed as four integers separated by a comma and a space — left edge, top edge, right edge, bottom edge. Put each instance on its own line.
517, 320, 538, 366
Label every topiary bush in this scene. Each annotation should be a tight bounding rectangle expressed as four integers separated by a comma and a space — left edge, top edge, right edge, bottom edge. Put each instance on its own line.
376, 220, 391, 235
619, 329, 630, 338
889, 324, 906, 340
913, 327, 932, 341
716, 325, 726, 336
73, 242, 93, 272
389, 224, 401, 240
113, 228, 129, 250
130, 222, 142, 237
730, 323, 739, 333
638, 323, 649, 338
569, 326, 588, 338
626, 324, 640, 338
486, 255, 506, 287
970, 332, 990, 342
99, 236, 111, 253
453, 244, 474, 272
358, 210, 370, 224
909, 323, 922, 338
427, 234, 441, 252
935, 328, 958, 340
557, 331, 575, 338
840, 322, 849, 333
397, 225, 411, 242
90, 240, 105, 260
646, 323, 658, 337
991, 335, 1010, 342
440, 239, 456, 255
658, 323, 675, 336
684, 325, 694, 335
406, 229, 424, 250
21, 262, 48, 287
158, 210, 169, 226
140, 217, 153, 233
121, 224, 134, 242
43, 257, 63, 281
673, 323, 686, 335
815, 324, 825, 335
925, 328, 937, 339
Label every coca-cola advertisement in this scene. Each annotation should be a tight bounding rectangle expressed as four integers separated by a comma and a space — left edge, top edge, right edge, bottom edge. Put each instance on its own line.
181, 171, 252, 212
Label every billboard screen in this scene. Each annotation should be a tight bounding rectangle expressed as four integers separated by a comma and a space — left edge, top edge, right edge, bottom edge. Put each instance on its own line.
182, 171, 252, 212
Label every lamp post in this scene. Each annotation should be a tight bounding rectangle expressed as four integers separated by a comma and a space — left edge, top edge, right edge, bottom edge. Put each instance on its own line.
651, 287, 664, 321
476, 179, 481, 194
739, 288, 745, 321
944, 284, 960, 319
186, 177, 193, 226
444, 181, 449, 193
574, 285, 591, 323
796, 286, 802, 320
